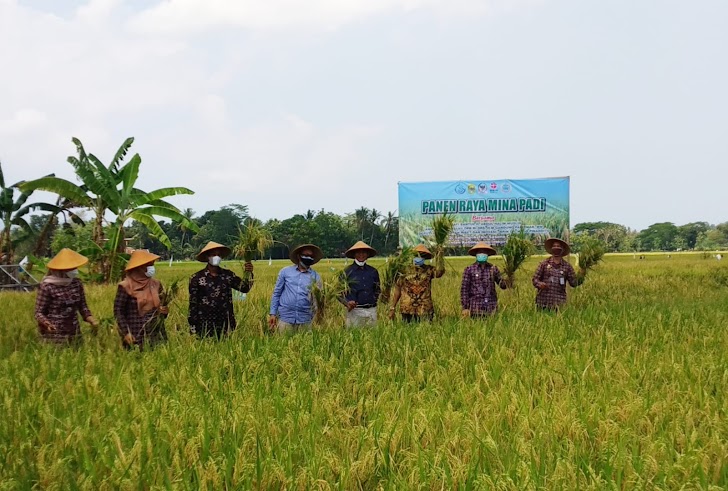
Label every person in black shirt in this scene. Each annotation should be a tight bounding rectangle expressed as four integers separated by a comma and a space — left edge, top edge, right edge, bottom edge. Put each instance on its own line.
340, 241, 381, 327
188, 241, 253, 338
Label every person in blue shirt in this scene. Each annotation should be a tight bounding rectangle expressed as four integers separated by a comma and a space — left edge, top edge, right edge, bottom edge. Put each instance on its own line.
340, 241, 381, 328
268, 244, 323, 333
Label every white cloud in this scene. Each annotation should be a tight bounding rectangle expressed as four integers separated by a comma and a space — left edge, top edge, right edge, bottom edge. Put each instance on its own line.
0, 109, 48, 134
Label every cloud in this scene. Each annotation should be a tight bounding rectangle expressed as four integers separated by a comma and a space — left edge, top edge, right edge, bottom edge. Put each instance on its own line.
0, 109, 48, 134
128, 0, 534, 34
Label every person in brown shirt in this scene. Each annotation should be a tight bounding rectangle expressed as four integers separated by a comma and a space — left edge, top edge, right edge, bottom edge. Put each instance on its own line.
114, 250, 168, 350
34, 248, 99, 345
532, 238, 583, 310
388, 244, 445, 322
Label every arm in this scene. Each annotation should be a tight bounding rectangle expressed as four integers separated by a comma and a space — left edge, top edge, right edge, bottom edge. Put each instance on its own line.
114, 286, 130, 339
567, 263, 583, 287
188, 277, 199, 332
434, 262, 445, 279
269, 269, 286, 316
232, 266, 254, 293
77, 281, 97, 326
34, 284, 53, 330
494, 266, 508, 290
373, 269, 381, 303
388, 282, 402, 319
460, 267, 471, 311
532, 262, 546, 289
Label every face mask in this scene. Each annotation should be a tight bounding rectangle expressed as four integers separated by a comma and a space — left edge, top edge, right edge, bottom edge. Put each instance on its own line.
476, 253, 488, 263
354, 259, 366, 267
300, 256, 315, 267
145, 266, 156, 278
66, 269, 79, 279
413, 257, 425, 267
209, 255, 222, 266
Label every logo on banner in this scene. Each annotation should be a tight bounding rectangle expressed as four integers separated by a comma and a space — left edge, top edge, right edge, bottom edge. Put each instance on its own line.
477, 182, 488, 194
455, 183, 466, 194
502, 182, 512, 194
489, 182, 498, 194
467, 183, 476, 194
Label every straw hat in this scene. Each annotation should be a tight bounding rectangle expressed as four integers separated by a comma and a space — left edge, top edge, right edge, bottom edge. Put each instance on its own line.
345, 241, 377, 259
289, 244, 324, 264
196, 241, 232, 262
125, 250, 160, 271
47, 248, 88, 271
545, 238, 570, 256
468, 242, 497, 257
413, 244, 433, 259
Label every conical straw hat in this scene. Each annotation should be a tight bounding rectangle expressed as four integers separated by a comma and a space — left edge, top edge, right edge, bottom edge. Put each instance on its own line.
125, 250, 161, 271
545, 238, 570, 256
468, 242, 497, 257
289, 244, 324, 264
46, 248, 88, 271
345, 241, 377, 258
196, 241, 232, 262
413, 244, 433, 259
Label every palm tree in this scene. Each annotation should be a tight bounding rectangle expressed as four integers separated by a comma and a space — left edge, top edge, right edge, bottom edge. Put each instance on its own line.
369, 208, 382, 245
353, 207, 370, 240
19, 137, 198, 281
382, 210, 398, 251
178, 207, 196, 245
1, 161, 81, 264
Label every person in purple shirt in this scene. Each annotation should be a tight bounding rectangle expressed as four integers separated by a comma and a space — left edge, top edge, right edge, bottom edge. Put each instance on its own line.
268, 244, 323, 333
460, 242, 509, 318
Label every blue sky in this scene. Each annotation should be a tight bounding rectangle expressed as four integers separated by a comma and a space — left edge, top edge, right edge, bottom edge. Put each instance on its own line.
1, 0, 726, 230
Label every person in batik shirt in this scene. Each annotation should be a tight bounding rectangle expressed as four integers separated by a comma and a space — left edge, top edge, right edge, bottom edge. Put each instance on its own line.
34, 248, 98, 345
388, 244, 445, 322
532, 238, 583, 310
460, 242, 509, 317
114, 250, 167, 350
189, 241, 253, 338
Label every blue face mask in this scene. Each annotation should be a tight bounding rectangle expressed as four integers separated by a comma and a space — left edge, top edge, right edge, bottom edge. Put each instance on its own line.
476, 253, 488, 263
413, 257, 425, 266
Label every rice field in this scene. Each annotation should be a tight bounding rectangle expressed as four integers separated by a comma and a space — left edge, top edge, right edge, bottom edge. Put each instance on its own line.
1, 253, 727, 489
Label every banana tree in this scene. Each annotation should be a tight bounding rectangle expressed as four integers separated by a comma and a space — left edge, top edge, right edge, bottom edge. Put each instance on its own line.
19, 137, 198, 281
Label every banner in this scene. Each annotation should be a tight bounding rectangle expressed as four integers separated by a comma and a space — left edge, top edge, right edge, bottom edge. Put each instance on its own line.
398, 177, 570, 248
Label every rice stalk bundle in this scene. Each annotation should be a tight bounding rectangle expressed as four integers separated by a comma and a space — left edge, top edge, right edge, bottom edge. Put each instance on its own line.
311, 271, 351, 324
502, 228, 535, 286
577, 236, 605, 273
233, 218, 273, 281
144, 278, 182, 337
431, 213, 454, 271
380, 247, 415, 303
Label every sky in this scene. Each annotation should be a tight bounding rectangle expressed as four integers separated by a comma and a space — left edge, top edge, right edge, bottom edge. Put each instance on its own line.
1, 0, 726, 231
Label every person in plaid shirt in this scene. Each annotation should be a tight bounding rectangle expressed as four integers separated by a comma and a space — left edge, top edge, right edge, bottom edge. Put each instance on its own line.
460, 242, 509, 317
34, 249, 98, 345
532, 238, 583, 310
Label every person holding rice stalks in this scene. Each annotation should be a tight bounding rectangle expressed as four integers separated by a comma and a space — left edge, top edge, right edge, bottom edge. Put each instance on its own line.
388, 244, 444, 322
114, 250, 168, 350
34, 248, 99, 345
189, 241, 254, 338
460, 242, 509, 318
340, 241, 381, 328
532, 238, 583, 310
268, 244, 323, 334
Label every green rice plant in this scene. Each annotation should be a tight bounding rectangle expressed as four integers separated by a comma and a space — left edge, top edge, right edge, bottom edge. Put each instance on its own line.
430, 213, 454, 271
310, 270, 351, 324
379, 247, 415, 302
575, 236, 606, 273
502, 227, 535, 286
233, 218, 273, 281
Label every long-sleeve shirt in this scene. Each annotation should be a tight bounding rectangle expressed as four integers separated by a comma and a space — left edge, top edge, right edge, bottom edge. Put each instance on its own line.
188, 267, 253, 336
342, 263, 381, 308
532, 257, 581, 308
34, 279, 92, 344
114, 284, 166, 349
269, 265, 322, 324
460, 263, 507, 314
395, 264, 440, 316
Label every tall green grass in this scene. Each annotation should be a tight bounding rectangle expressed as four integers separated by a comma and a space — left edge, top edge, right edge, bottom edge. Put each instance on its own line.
1, 254, 727, 489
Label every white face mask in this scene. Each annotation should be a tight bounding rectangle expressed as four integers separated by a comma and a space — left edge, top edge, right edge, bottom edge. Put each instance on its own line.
354, 259, 366, 267
209, 255, 222, 266
145, 266, 156, 278
66, 269, 79, 279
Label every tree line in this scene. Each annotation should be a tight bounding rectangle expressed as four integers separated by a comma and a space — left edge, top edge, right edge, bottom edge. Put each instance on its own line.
2, 137, 727, 281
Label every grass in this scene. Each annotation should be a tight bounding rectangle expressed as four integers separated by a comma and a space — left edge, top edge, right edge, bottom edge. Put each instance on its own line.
0, 254, 727, 489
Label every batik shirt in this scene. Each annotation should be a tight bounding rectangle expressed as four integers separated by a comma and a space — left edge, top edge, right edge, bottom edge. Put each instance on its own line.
114, 283, 166, 349
460, 263, 507, 314
188, 267, 253, 335
396, 265, 438, 316
532, 257, 581, 308
34, 279, 92, 344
